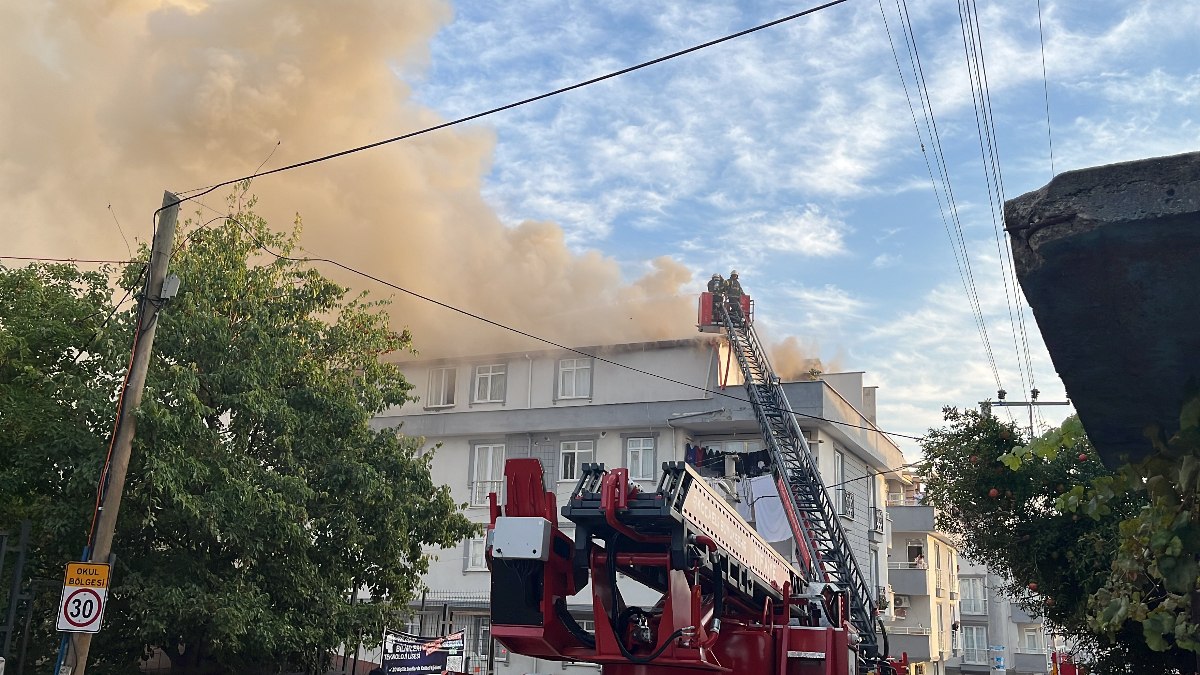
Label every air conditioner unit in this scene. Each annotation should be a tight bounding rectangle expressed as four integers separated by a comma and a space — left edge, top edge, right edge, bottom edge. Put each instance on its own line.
893, 594, 911, 609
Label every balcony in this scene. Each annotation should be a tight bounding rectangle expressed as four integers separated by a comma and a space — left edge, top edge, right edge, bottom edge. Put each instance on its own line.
888, 627, 932, 662
888, 562, 929, 596
1013, 649, 1049, 673
888, 502, 935, 533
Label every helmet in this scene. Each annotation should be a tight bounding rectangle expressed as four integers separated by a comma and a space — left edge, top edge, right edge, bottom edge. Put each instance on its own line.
730, 270, 738, 276
712, 273, 720, 278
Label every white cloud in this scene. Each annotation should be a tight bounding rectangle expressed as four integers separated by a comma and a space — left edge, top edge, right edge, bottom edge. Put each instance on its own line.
723, 206, 850, 261
872, 253, 900, 268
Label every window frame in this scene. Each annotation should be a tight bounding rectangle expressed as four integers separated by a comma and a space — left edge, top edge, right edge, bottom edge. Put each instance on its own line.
470, 443, 506, 506
472, 363, 507, 404
427, 366, 457, 408
557, 357, 593, 400
1022, 626, 1044, 652
559, 439, 595, 482
465, 537, 488, 572
626, 436, 657, 481
961, 625, 989, 664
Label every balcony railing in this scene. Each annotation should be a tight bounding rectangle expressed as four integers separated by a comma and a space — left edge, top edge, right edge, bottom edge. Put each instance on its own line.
870, 506, 885, 533
888, 626, 931, 635
963, 647, 989, 664
837, 489, 856, 519
887, 495, 923, 507
960, 598, 988, 614
470, 480, 503, 506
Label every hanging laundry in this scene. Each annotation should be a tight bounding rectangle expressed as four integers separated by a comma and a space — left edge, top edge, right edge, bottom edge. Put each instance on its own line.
749, 475, 791, 543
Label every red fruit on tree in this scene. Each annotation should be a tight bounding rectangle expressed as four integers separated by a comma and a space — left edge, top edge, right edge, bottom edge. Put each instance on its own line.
988, 488, 1000, 498
1078, 453, 1088, 462
1027, 582, 1038, 592
970, 455, 979, 464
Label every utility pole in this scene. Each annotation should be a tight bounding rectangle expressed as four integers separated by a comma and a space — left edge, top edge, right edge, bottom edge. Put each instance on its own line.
67, 192, 179, 675
982, 388, 1071, 440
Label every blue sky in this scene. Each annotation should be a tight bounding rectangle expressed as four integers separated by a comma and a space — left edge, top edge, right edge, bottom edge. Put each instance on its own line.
402, 0, 1200, 453
3, 0, 1197, 459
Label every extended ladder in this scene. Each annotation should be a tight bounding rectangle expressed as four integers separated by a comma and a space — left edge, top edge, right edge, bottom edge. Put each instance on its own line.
715, 298, 881, 660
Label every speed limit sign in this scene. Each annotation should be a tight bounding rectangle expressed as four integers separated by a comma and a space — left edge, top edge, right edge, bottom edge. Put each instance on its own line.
56, 562, 110, 633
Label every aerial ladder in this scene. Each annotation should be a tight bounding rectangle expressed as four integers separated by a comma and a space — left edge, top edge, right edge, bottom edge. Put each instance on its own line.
485, 279, 900, 675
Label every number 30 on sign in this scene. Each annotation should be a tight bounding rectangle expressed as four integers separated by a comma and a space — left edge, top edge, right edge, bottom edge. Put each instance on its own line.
56, 562, 110, 633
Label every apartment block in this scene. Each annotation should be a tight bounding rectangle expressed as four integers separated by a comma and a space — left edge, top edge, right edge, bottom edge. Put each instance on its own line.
366, 338, 907, 674
884, 475, 959, 675
947, 558, 1049, 675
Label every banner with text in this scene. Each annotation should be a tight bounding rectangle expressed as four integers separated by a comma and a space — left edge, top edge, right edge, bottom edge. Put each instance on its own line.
381, 629, 467, 674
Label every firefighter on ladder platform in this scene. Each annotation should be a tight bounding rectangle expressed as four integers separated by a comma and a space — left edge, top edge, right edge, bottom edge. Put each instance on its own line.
707, 273, 724, 317
724, 270, 744, 322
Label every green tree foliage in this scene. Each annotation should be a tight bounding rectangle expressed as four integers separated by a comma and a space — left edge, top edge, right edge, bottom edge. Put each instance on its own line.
918, 407, 1197, 673
0, 196, 476, 674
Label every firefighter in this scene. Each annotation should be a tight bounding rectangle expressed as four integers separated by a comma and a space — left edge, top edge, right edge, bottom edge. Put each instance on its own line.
708, 273, 725, 318
707, 273, 725, 294
725, 270, 744, 321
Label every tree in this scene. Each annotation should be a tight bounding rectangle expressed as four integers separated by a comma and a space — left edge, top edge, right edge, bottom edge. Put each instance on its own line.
918, 407, 1196, 673
0, 195, 476, 674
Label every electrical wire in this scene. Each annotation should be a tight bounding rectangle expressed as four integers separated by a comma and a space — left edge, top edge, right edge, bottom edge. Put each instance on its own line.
877, 0, 1014, 426
108, 204, 132, 258
0, 255, 138, 265
1035, 0, 1055, 178
956, 0, 1042, 420
955, 0, 1032, 404
198, 204, 929, 443
156, 0, 853, 219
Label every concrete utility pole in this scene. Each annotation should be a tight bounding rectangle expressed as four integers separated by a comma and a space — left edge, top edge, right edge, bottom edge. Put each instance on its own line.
68, 192, 179, 675
982, 388, 1070, 441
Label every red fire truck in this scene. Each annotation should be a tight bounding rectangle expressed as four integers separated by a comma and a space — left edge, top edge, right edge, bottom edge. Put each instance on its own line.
486, 281, 904, 675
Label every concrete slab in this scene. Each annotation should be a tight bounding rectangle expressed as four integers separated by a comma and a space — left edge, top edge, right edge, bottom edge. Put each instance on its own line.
1004, 151, 1200, 467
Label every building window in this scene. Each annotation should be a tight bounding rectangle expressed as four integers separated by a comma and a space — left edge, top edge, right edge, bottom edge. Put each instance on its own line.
627, 437, 656, 480
471, 444, 505, 506
465, 538, 487, 571
937, 604, 945, 653
428, 367, 457, 407
473, 363, 506, 403
1023, 626, 1044, 652
962, 625, 988, 664
834, 450, 852, 517
560, 440, 594, 481
960, 577, 986, 614
558, 358, 592, 399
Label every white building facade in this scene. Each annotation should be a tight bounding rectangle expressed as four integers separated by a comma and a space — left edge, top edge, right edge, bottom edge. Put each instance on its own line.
369, 338, 907, 675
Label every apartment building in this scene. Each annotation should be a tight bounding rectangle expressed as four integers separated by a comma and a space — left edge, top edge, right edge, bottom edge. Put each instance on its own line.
884, 475, 960, 675
367, 337, 907, 675
946, 558, 1049, 675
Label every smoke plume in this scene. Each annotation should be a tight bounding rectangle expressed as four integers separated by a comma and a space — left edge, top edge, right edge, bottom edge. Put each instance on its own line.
0, 0, 701, 357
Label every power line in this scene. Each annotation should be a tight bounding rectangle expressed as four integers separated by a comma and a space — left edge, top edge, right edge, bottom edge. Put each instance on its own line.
0, 255, 138, 265
187, 204, 928, 443
1035, 0, 1056, 178
878, 0, 1014, 426
162, 0, 854, 213
108, 204, 132, 258
957, 0, 1042, 416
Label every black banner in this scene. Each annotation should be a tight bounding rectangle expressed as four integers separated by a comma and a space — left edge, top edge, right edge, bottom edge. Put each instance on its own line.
380, 629, 468, 674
